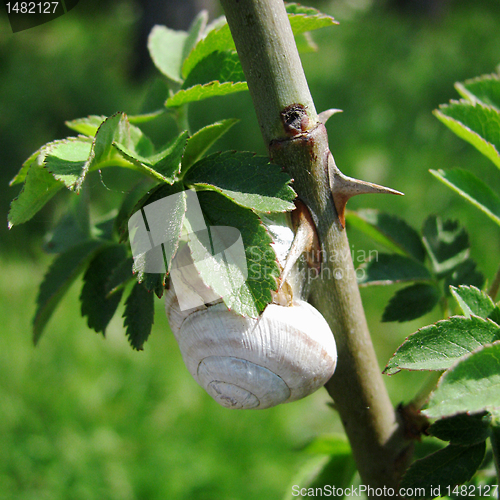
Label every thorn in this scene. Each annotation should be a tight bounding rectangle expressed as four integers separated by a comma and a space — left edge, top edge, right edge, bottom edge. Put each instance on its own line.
328, 155, 403, 228
318, 108, 342, 125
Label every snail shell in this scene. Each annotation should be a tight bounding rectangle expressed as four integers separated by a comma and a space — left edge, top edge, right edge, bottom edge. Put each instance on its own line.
165, 291, 337, 409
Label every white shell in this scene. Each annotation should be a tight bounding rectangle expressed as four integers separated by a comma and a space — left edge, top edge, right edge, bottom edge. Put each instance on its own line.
165, 291, 337, 409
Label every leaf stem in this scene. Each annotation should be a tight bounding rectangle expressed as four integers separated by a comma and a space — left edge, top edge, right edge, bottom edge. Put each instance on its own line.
488, 263, 500, 301
219, 0, 409, 493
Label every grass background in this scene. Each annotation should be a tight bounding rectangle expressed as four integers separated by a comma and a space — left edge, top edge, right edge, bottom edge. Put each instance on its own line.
1, 0, 500, 498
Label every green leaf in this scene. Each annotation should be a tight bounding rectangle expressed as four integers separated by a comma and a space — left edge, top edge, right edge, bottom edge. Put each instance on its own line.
80, 245, 127, 334
434, 101, 500, 169
166, 81, 248, 108
197, 191, 280, 316
399, 442, 486, 499
43, 192, 90, 253
431, 168, 500, 226
443, 259, 484, 294
283, 435, 356, 499
182, 24, 235, 80
184, 151, 296, 212
455, 73, 500, 110
33, 240, 104, 344
65, 115, 106, 136
382, 283, 440, 323
148, 25, 188, 84
182, 119, 239, 171
123, 282, 155, 350
345, 209, 425, 262
10, 144, 45, 186
114, 131, 188, 184
287, 6, 338, 36
450, 285, 496, 319
384, 316, 500, 374
424, 342, 500, 419
182, 50, 245, 89
129, 184, 187, 297
44, 137, 93, 190
428, 411, 492, 445
357, 253, 432, 286
105, 256, 134, 297
422, 216, 469, 277
8, 161, 64, 228
182, 10, 208, 62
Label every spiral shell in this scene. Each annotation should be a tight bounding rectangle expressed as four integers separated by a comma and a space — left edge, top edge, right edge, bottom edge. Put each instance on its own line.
165, 291, 337, 409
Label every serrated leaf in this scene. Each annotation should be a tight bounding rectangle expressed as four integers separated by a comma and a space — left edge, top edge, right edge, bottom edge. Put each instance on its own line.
357, 253, 431, 286
424, 342, 500, 419
182, 50, 245, 90
80, 245, 127, 334
443, 258, 484, 294
114, 131, 188, 184
428, 411, 492, 445
434, 101, 500, 169
197, 191, 280, 316
287, 8, 338, 36
384, 316, 500, 374
123, 282, 155, 350
129, 185, 187, 297
8, 161, 64, 227
450, 285, 496, 319
182, 10, 208, 62
431, 168, 500, 226
382, 283, 440, 323
399, 442, 486, 499
65, 115, 106, 136
184, 151, 296, 212
182, 24, 235, 80
43, 191, 90, 253
106, 256, 134, 297
345, 209, 425, 262
33, 240, 104, 344
166, 81, 248, 108
44, 137, 93, 190
422, 216, 469, 277
455, 73, 500, 110
148, 25, 189, 84
10, 145, 44, 186
182, 119, 239, 171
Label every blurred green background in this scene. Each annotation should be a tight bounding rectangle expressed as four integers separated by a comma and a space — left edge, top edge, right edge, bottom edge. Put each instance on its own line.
1, 0, 500, 498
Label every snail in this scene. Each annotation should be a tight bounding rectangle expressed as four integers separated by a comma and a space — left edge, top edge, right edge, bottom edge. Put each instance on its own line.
165, 205, 337, 409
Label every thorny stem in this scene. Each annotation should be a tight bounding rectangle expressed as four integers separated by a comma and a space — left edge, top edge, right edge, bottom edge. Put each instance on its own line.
219, 0, 409, 494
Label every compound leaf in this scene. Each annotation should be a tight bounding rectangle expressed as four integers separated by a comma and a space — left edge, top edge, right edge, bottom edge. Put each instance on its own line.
424, 342, 500, 419
399, 442, 486, 499
382, 283, 440, 323
33, 240, 104, 344
434, 101, 500, 170
455, 73, 500, 110
431, 168, 500, 226
123, 282, 155, 350
80, 244, 127, 334
345, 209, 425, 262
384, 315, 500, 374
183, 151, 296, 212
182, 119, 239, 171
428, 411, 492, 446
358, 253, 431, 286
166, 81, 248, 108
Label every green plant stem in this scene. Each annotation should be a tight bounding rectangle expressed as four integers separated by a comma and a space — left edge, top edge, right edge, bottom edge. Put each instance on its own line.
488, 263, 500, 301
411, 371, 443, 410
219, 0, 409, 494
